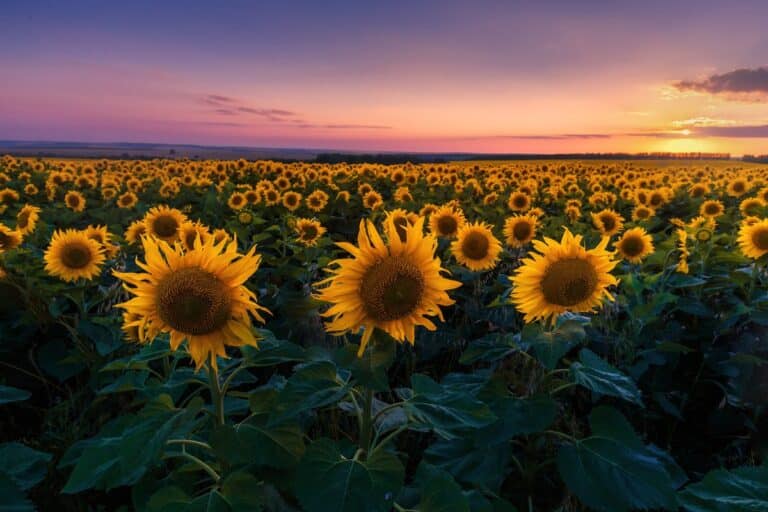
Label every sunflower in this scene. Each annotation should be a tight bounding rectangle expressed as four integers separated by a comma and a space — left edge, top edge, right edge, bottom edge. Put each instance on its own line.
64, 191, 86, 212
315, 217, 460, 356
44, 229, 105, 282
85, 224, 120, 258
125, 220, 147, 245
591, 209, 624, 237
114, 236, 271, 370
295, 218, 326, 246
503, 214, 538, 248
228, 191, 247, 210
16, 204, 41, 235
737, 218, 768, 259
306, 190, 329, 212
282, 191, 302, 211
117, 191, 138, 209
363, 190, 384, 210
615, 227, 654, 264
510, 229, 618, 324
0, 223, 22, 253
676, 229, 690, 274
428, 204, 466, 238
631, 205, 655, 222
700, 199, 724, 219
336, 190, 351, 202
451, 222, 503, 271
143, 205, 187, 243
508, 191, 532, 212
727, 178, 748, 197
384, 209, 412, 243
179, 221, 211, 252
739, 197, 765, 217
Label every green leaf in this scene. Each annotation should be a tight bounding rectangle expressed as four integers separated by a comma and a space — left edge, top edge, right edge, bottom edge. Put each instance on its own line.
0, 385, 31, 405
556, 406, 679, 512
269, 361, 348, 424
520, 318, 587, 369
294, 438, 404, 512
0, 442, 51, 491
570, 349, 643, 405
221, 472, 264, 511
100, 340, 172, 372
459, 333, 515, 365
402, 374, 497, 440
0, 473, 33, 512
334, 338, 396, 392
415, 463, 470, 512
233, 418, 305, 468
679, 464, 768, 512
241, 331, 306, 367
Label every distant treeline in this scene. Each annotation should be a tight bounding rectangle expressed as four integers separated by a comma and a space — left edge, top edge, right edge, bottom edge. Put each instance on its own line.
742, 154, 768, 163
313, 152, 734, 164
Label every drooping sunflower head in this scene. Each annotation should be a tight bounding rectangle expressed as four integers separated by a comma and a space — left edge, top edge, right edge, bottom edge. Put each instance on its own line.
44, 229, 105, 282
451, 221, 503, 271
64, 191, 86, 212
16, 204, 41, 235
591, 209, 624, 237
0, 223, 23, 253
510, 228, 618, 324
700, 199, 725, 219
295, 218, 326, 246
114, 236, 271, 370
615, 227, 654, 264
428, 204, 466, 239
738, 218, 768, 260
503, 214, 538, 248
315, 217, 460, 356
143, 205, 187, 243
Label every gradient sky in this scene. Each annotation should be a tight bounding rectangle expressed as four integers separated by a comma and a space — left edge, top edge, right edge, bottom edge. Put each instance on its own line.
2, 0, 768, 154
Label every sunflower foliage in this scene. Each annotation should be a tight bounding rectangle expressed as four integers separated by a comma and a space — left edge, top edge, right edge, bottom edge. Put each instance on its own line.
0, 156, 767, 511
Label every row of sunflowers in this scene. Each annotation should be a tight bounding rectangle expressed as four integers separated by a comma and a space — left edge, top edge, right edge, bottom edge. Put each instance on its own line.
1, 156, 767, 511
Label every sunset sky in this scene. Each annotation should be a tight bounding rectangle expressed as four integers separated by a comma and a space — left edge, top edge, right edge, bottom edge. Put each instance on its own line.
2, 0, 768, 154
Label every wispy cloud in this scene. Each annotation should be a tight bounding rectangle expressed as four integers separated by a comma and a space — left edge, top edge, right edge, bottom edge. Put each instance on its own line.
671, 117, 738, 128
672, 66, 768, 102
461, 133, 611, 141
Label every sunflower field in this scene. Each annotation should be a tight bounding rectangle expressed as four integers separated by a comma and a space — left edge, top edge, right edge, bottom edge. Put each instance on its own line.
1, 155, 768, 512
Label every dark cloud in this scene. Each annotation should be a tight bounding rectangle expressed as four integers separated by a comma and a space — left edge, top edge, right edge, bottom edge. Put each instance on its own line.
214, 109, 237, 116
696, 125, 768, 138
207, 94, 236, 103
673, 67, 768, 100
463, 133, 611, 140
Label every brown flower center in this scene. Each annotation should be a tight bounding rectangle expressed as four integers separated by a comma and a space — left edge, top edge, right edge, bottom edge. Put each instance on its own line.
152, 215, 179, 239
541, 258, 598, 307
513, 221, 532, 241
461, 231, 490, 260
752, 228, 768, 251
360, 256, 424, 321
61, 242, 92, 269
301, 225, 318, 241
620, 235, 645, 257
157, 268, 232, 335
436, 215, 458, 236
599, 215, 616, 232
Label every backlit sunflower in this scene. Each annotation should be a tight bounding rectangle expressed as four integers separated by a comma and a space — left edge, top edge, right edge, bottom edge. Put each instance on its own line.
0, 223, 22, 253
428, 204, 466, 238
315, 217, 460, 356
591, 209, 624, 237
503, 214, 538, 248
143, 205, 187, 243
737, 218, 768, 259
114, 236, 271, 370
44, 229, 105, 282
16, 204, 41, 235
510, 229, 618, 324
64, 191, 86, 212
615, 227, 654, 264
294, 218, 326, 246
451, 222, 502, 271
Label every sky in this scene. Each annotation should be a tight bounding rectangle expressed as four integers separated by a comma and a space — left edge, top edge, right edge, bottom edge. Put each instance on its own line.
1, 0, 768, 155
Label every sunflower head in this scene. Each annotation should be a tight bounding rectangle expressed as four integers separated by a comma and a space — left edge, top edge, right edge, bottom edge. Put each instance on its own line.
429, 204, 466, 238
228, 192, 247, 210
700, 199, 724, 219
384, 209, 412, 243
16, 204, 41, 235
738, 218, 768, 259
508, 191, 532, 212
591, 209, 624, 237
315, 217, 460, 356
615, 227, 654, 264
282, 191, 302, 211
114, 236, 271, 370
510, 228, 618, 324
295, 218, 326, 247
503, 214, 538, 248
118, 191, 138, 209
363, 190, 383, 210
64, 191, 86, 212
143, 205, 187, 243
0, 224, 23, 253
451, 222, 502, 271
44, 229, 105, 282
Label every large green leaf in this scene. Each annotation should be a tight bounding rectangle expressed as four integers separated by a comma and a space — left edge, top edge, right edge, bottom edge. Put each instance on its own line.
401, 374, 497, 439
269, 361, 349, 424
519, 317, 588, 369
0, 442, 51, 491
210, 418, 305, 469
679, 464, 768, 512
294, 438, 404, 512
60, 395, 202, 493
570, 349, 643, 405
0, 385, 31, 405
556, 406, 679, 511
415, 463, 470, 512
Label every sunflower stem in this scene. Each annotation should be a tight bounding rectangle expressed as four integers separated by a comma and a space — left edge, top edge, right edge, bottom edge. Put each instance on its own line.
208, 362, 225, 426
359, 387, 374, 456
